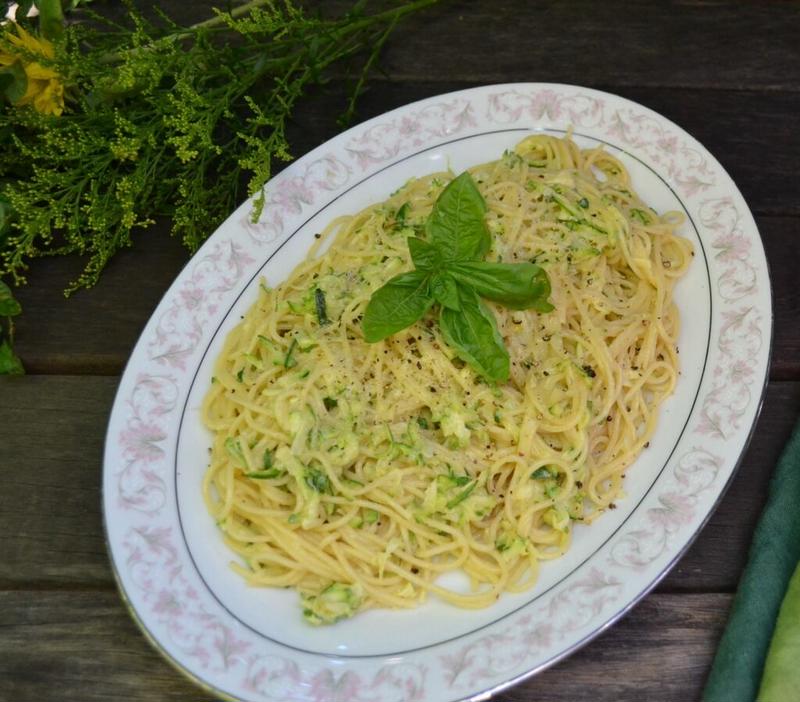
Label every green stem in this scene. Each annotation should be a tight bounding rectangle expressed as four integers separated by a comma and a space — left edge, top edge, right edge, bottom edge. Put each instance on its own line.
340, 12, 400, 125
98, 0, 272, 62
102, 0, 440, 63
201, 0, 440, 36
162, 0, 275, 40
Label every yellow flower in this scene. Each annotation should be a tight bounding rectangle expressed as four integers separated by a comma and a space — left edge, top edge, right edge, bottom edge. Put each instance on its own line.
0, 24, 64, 116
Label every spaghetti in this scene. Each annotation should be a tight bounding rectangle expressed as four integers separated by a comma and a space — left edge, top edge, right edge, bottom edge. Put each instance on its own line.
202, 134, 693, 624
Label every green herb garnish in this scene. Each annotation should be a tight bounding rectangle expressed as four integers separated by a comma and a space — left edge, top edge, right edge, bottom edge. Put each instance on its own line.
314, 288, 329, 326
362, 172, 553, 381
531, 466, 555, 480
225, 437, 246, 468
394, 202, 411, 227
283, 338, 298, 369
246, 468, 281, 480
446, 480, 477, 509
304, 467, 332, 494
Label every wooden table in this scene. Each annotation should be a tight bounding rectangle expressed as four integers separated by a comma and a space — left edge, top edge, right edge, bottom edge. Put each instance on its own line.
2, 2, 798, 700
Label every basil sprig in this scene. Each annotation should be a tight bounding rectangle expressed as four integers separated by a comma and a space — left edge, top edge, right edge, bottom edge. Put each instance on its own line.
362, 172, 553, 382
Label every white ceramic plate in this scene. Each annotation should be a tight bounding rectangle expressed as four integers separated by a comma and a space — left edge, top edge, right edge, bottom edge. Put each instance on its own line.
104, 83, 771, 701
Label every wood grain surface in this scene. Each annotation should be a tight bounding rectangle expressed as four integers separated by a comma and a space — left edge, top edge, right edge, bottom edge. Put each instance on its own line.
2, 1, 798, 700
0, 591, 732, 702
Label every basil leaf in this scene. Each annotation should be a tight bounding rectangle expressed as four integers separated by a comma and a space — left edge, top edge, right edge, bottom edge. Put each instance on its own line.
362, 270, 434, 342
407, 236, 442, 271
430, 272, 460, 311
0, 340, 24, 375
425, 172, 490, 262
0, 280, 21, 317
451, 261, 554, 312
439, 286, 509, 382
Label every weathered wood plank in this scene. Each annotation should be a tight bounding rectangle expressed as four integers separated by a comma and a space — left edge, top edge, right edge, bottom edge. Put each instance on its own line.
758, 214, 800, 382
0, 376, 117, 586
0, 376, 797, 591
661, 378, 800, 591
101, 0, 800, 91
377, 1, 800, 92
10, 227, 189, 376
0, 591, 201, 702
0, 590, 731, 702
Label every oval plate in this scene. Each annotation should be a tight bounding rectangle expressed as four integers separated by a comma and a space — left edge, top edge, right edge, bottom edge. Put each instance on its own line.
104, 83, 771, 702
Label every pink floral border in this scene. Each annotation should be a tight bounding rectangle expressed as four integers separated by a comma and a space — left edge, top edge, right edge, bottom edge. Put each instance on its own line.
148, 240, 255, 371
104, 85, 770, 702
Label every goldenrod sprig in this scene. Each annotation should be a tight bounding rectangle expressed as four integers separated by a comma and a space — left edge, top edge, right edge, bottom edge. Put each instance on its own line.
0, 0, 440, 296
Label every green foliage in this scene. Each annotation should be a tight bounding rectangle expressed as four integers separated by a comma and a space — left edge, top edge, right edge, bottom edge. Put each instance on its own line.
0, 280, 23, 374
36, 0, 65, 40
0, 61, 28, 104
0, 0, 439, 297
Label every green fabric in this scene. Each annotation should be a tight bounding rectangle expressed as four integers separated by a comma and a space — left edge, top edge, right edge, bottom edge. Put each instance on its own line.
758, 561, 800, 701
703, 418, 800, 702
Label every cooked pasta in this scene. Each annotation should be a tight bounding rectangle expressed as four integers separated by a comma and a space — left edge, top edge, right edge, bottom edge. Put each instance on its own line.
202, 134, 693, 624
